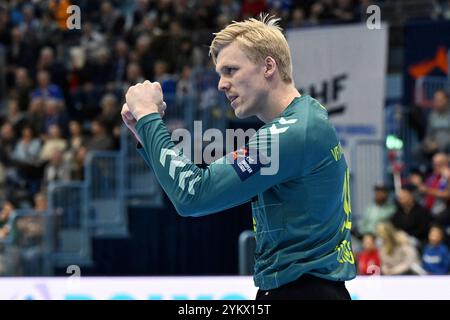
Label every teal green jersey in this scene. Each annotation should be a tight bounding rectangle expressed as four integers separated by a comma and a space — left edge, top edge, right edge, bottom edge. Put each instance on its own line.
135, 95, 356, 290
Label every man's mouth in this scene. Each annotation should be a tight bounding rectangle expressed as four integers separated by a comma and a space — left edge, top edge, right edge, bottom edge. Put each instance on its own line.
228, 96, 238, 103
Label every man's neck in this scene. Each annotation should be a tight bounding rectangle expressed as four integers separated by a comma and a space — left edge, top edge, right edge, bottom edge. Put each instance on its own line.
257, 84, 301, 123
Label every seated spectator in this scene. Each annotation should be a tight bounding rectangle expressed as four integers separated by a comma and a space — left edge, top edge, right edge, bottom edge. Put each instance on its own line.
42, 98, 69, 137
376, 222, 423, 275
99, 93, 121, 135
64, 120, 85, 157
26, 97, 46, 136
85, 119, 114, 151
11, 125, 42, 167
2, 98, 26, 137
31, 70, 64, 102
422, 224, 449, 275
42, 150, 71, 189
80, 21, 106, 61
12, 67, 33, 112
36, 47, 67, 94
420, 89, 450, 161
357, 184, 395, 236
332, 0, 358, 23
69, 146, 87, 181
39, 124, 68, 163
410, 152, 450, 217
391, 184, 433, 244
0, 199, 17, 275
0, 122, 17, 169
356, 233, 381, 275
0, 200, 16, 241
33, 192, 48, 212
8, 125, 43, 196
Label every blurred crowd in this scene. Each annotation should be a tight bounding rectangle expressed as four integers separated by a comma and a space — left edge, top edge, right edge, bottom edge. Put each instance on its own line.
355, 90, 450, 275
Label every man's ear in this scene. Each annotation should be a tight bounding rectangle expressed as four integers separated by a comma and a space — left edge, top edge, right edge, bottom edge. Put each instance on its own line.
264, 56, 277, 79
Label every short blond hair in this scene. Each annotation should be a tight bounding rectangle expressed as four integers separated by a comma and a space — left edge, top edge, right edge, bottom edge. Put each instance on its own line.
209, 14, 293, 84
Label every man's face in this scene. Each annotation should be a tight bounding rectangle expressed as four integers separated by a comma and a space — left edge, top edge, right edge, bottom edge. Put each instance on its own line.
215, 42, 267, 119
374, 190, 388, 205
397, 189, 413, 208
433, 91, 449, 112
432, 154, 448, 174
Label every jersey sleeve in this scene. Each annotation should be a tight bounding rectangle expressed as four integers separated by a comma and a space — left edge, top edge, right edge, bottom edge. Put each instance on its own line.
135, 113, 302, 217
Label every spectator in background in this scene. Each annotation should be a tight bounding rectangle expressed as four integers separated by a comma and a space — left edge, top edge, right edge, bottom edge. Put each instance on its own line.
110, 39, 130, 85
48, 0, 71, 30
80, 21, 106, 61
241, 0, 268, 19
99, 93, 122, 148
33, 192, 48, 212
11, 125, 41, 167
133, 34, 156, 81
0, 122, 17, 172
410, 152, 450, 217
391, 184, 433, 244
422, 224, 449, 274
69, 146, 87, 181
98, 0, 125, 40
85, 119, 114, 151
434, 0, 450, 20
31, 70, 64, 102
35, 10, 61, 49
357, 184, 396, 236
356, 233, 381, 275
66, 120, 85, 155
87, 47, 113, 89
376, 222, 423, 275
8, 125, 43, 197
42, 150, 70, 189
36, 47, 67, 95
332, 0, 358, 23
0, 200, 16, 241
27, 97, 46, 136
421, 90, 450, 160
42, 98, 69, 137
0, 199, 17, 276
288, 8, 306, 28
39, 124, 68, 163
13, 67, 33, 112
6, 27, 36, 77
2, 99, 26, 137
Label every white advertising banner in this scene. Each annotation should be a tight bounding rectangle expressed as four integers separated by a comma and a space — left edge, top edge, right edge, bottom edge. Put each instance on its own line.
0, 276, 448, 300
287, 23, 388, 160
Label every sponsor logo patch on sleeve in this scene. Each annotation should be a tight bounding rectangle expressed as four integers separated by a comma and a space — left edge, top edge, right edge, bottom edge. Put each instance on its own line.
226, 147, 268, 181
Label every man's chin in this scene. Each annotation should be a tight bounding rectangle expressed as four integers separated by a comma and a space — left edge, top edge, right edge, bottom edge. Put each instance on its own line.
234, 108, 248, 119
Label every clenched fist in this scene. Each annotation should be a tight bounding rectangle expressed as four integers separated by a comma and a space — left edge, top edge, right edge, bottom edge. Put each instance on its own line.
122, 80, 167, 144
125, 80, 166, 121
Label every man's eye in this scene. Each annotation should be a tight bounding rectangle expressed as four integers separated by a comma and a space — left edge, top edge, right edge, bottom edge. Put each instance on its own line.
226, 68, 236, 74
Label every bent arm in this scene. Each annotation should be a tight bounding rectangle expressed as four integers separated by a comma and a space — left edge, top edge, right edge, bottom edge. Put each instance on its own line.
135, 113, 298, 217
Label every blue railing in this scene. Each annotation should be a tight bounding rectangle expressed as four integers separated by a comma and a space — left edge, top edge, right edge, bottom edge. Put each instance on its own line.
48, 181, 92, 268
84, 151, 127, 236
351, 140, 387, 223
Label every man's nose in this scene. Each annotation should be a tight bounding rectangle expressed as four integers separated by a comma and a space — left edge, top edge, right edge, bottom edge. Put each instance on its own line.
218, 77, 230, 91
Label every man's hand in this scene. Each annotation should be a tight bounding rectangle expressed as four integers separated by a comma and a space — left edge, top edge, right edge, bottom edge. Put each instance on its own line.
121, 100, 167, 145
121, 103, 143, 144
125, 80, 166, 121
409, 173, 423, 187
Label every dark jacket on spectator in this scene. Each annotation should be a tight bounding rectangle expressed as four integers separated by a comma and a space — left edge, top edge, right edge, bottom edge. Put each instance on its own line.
391, 203, 433, 243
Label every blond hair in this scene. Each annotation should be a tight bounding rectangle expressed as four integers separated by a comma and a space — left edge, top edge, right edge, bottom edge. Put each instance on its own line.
209, 13, 293, 84
377, 222, 410, 256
